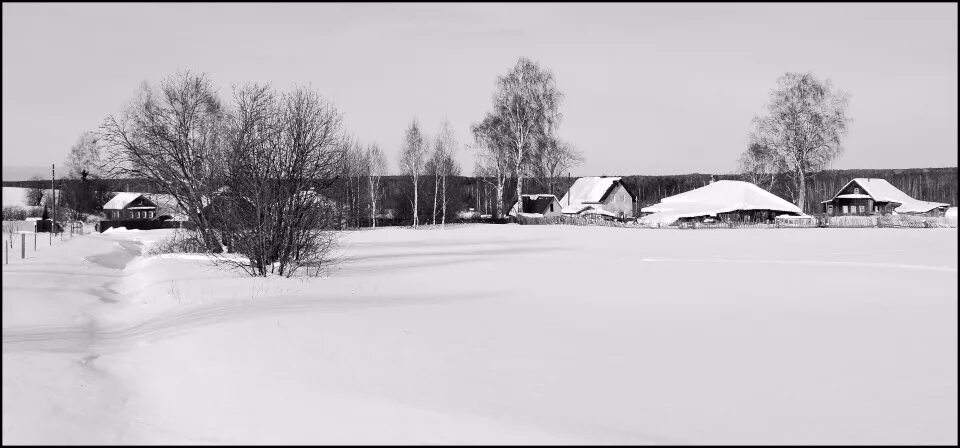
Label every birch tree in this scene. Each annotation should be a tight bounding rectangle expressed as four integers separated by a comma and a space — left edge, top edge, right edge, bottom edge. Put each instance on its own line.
428, 119, 458, 225
470, 113, 513, 219
736, 142, 783, 192
399, 119, 428, 227
489, 57, 563, 212
750, 72, 851, 210
363, 143, 387, 228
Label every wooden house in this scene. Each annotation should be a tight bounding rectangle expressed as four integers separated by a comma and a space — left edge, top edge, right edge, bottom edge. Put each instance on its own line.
102, 192, 159, 220
559, 177, 636, 219
820, 178, 951, 216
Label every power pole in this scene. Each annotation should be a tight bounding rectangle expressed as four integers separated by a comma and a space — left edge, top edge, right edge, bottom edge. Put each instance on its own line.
51, 164, 56, 234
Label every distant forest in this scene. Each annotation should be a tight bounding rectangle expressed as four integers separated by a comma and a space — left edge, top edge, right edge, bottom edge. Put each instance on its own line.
4, 167, 957, 222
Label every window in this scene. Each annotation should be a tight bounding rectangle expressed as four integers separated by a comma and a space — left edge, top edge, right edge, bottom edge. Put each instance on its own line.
858, 205, 865, 213
842, 205, 849, 214
549, 204, 554, 212
827, 204, 834, 214
854, 187, 860, 194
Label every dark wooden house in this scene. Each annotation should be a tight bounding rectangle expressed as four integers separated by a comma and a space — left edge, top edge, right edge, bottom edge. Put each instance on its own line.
820, 178, 951, 216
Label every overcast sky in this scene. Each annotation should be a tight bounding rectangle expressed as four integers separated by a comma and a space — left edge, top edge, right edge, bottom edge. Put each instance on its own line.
2, 3, 957, 177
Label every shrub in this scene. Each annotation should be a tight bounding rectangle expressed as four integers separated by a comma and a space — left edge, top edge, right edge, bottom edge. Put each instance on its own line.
2, 206, 28, 221
145, 230, 209, 256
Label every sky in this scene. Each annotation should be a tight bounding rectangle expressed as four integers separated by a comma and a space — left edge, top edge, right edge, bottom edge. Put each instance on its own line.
2, 3, 957, 178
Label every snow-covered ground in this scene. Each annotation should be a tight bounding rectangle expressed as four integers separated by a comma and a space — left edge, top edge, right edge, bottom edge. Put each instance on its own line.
3, 224, 957, 444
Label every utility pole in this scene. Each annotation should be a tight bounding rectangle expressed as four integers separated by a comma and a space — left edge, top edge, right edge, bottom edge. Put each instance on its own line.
51, 164, 56, 235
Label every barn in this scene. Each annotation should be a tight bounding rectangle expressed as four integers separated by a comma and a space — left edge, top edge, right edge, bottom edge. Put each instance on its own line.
820, 178, 951, 216
639, 180, 803, 226
101, 192, 159, 220
559, 177, 635, 219
507, 194, 563, 218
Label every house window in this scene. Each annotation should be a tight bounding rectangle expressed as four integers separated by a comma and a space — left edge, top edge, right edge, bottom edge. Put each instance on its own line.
854, 187, 860, 194
549, 204, 554, 212
842, 205, 849, 214
827, 204, 834, 214
858, 205, 865, 214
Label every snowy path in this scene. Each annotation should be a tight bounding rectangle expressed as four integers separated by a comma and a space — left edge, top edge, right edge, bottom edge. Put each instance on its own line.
3, 225, 957, 444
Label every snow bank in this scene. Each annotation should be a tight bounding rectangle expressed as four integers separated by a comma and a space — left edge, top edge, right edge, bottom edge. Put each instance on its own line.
947, 207, 958, 227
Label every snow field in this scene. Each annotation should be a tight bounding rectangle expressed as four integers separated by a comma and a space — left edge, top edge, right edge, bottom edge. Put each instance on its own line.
3, 224, 957, 444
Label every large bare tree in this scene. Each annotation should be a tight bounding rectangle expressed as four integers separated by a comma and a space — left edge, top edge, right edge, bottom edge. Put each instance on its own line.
488, 57, 563, 212
749, 72, 851, 210
470, 113, 513, 219
399, 119, 428, 227
214, 83, 346, 277
100, 71, 228, 251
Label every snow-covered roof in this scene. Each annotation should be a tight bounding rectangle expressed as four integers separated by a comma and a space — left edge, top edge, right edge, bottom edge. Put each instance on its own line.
832, 178, 951, 214
103, 192, 154, 210
836, 193, 872, 199
559, 177, 624, 207
508, 194, 560, 216
639, 180, 802, 225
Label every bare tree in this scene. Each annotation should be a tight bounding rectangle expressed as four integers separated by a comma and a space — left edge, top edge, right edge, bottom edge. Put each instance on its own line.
399, 119, 428, 227
427, 119, 458, 225
488, 57, 563, 213
212, 83, 346, 277
750, 72, 851, 210
363, 143, 387, 228
534, 135, 583, 196
439, 147, 461, 225
63, 131, 113, 217
470, 113, 514, 219
100, 71, 228, 252
65, 132, 104, 179
737, 142, 783, 191
28, 176, 45, 206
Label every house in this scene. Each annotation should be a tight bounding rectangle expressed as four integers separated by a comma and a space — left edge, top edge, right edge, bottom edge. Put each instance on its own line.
507, 194, 563, 218
820, 178, 951, 216
639, 180, 803, 226
102, 192, 159, 220
559, 177, 635, 219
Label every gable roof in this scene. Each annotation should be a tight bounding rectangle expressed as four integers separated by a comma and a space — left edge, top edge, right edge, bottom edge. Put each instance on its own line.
639, 180, 802, 225
508, 194, 560, 216
832, 178, 950, 213
559, 177, 632, 207
103, 192, 155, 210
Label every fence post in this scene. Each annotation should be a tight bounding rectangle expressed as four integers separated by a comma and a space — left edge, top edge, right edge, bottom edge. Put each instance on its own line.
34, 232, 37, 250
21, 234, 25, 259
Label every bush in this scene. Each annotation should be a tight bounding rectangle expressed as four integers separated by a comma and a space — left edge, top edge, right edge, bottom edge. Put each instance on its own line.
2, 206, 28, 221
145, 230, 209, 256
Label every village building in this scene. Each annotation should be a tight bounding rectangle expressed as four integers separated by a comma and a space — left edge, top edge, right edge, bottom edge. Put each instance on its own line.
820, 178, 951, 216
639, 179, 804, 226
559, 177, 635, 219
102, 192, 159, 220
507, 194, 563, 218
